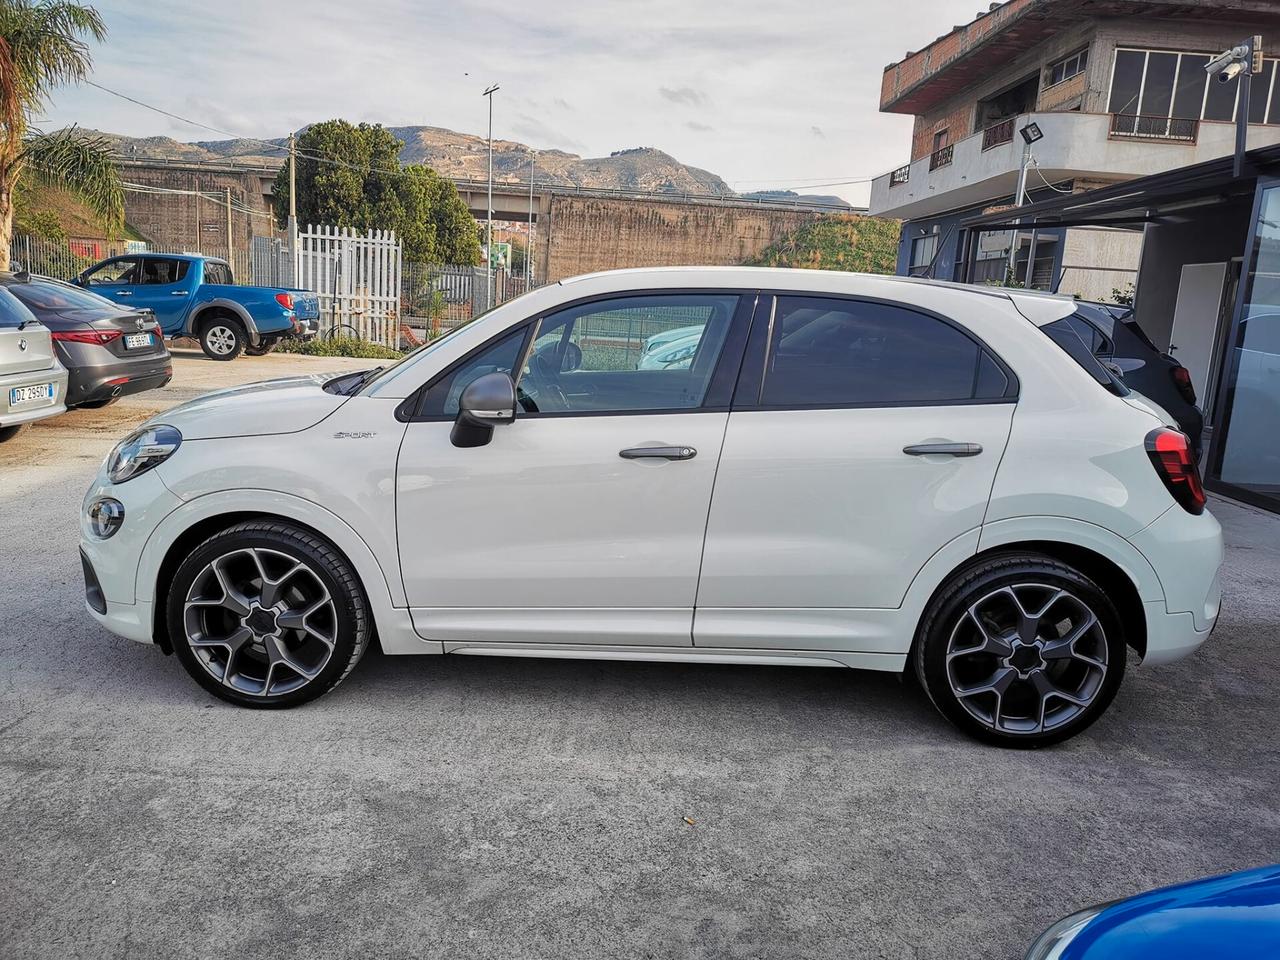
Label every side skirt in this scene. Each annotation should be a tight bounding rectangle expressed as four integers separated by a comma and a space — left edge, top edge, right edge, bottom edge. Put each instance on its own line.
441, 642, 907, 672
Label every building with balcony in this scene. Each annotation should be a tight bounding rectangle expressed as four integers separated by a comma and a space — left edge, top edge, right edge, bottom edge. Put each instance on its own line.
868, 0, 1280, 298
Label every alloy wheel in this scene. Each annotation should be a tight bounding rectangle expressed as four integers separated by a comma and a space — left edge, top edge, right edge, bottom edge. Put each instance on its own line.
945, 583, 1109, 736
206, 325, 237, 355
183, 547, 337, 697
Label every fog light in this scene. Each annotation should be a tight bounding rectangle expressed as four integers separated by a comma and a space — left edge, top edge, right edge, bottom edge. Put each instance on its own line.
88, 497, 125, 539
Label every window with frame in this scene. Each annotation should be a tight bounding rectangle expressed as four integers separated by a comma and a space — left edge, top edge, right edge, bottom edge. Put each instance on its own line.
759, 296, 1011, 407
140, 258, 190, 285
1109, 47, 1280, 125
85, 257, 142, 285
909, 233, 940, 277
1048, 48, 1089, 87
203, 261, 234, 285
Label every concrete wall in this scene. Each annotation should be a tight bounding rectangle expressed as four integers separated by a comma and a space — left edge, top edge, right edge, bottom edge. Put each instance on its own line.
117, 163, 280, 258
540, 196, 822, 281
1133, 195, 1254, 350
1059, 227, 1143, 301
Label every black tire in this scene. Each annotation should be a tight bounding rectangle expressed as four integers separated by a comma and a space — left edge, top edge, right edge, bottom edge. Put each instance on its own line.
167, 520, 372, 708
245, 339, 279, 357
198, 315, 247, 361
914, 552, 1127, 748
0, 424, 24, 443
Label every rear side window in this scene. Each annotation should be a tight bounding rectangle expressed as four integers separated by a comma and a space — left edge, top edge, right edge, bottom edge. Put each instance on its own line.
0, 287, 37, 328
203, 262, 233, 285
1042, 315, 1129, 396
759, 296, 1012, 407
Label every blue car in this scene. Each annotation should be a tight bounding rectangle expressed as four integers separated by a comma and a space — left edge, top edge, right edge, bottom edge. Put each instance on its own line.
1026, 864, 1280, 958
73, 253, 320, 361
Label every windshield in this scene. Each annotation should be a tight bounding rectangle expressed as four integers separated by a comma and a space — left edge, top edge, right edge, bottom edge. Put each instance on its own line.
6, 278, 120, 312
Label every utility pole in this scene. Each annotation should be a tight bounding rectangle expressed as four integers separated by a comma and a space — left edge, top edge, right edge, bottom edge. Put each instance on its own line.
225, 187, 233, 264
287, 132, 298, 254
483, 84, 500, 311
527, 150, 535, 286
1006, 121, 1043, 283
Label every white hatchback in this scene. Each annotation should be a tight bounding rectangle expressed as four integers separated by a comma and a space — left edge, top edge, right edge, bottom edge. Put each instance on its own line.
80, 268, 1223, 746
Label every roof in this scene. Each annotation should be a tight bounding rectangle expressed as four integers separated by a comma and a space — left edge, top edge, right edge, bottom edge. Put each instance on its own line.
959, 143, 1280, 231
881, 0, 1280, 115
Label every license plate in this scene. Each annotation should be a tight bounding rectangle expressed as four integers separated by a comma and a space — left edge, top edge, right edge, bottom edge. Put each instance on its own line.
10, 383, 54, 407
124, 332, 153, 350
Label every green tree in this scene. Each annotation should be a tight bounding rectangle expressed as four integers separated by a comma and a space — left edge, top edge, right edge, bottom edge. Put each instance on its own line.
274, 119, 480, 265
0, 0, 124, 266
748, 215, 901, 274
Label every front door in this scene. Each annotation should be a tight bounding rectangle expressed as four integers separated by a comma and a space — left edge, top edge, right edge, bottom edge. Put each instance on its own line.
695, 294, 1017, 651
80, 256, 143, 308
396, 291, 752, 647
129, 257, 195, 332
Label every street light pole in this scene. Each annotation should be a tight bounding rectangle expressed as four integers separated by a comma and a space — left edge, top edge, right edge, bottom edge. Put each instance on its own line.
527, 149, 535, 286
483, 84, 500, 310
287, 131, 298, 255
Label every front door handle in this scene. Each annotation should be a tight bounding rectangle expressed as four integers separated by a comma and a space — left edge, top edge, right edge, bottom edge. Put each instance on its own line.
619, 445, 697, 461
170, 290, 189, 295
903, 442, 983, 457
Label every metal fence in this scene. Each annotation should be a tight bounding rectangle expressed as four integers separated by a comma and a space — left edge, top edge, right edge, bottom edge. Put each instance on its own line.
9, 233, 253, 284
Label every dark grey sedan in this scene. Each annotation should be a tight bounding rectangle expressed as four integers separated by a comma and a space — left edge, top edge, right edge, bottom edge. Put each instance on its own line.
0, 272, 172, 409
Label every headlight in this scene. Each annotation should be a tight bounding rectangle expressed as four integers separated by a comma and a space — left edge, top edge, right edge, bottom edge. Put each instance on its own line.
1024, 903, 1110, 960
107, 424, 182, 484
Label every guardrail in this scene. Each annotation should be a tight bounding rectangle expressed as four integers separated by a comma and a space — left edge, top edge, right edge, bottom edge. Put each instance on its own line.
929, 143, 955, 171
1108, 113, 1199, 143
889, 164, 911, 186
982, 118, 1016, 151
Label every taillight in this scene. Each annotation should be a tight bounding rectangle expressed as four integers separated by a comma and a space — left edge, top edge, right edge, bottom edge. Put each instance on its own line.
1145, 427, 1205, 515
275, 292, 295, 310
52, 329, 121, 345
1170, 365, 1197, 405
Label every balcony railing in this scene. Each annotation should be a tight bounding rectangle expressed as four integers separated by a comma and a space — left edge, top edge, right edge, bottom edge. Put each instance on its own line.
1109, 113, 1199, 143
981, 117, 1016, 151
889, 164, 911, 186
929, 143, 954, 171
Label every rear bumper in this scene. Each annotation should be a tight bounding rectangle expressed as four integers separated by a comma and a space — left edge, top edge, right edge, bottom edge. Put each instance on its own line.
1129, 505, 1223, 664
66, 355, 173, 406
0, 366, 69, 427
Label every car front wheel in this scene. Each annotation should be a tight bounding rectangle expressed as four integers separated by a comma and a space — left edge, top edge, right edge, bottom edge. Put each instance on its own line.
914, 553, 1126, 748
167, 521, 372, 708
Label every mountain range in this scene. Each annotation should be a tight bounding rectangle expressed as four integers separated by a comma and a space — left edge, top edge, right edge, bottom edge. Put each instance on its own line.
93, 125, 853, 207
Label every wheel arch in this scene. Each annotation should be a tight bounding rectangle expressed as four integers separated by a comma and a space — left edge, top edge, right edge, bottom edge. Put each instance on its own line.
141, 493, 405, 653
189, 300, 259, 341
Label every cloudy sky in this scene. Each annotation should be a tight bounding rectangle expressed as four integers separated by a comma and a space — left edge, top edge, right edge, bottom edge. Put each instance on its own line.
42, 0, 985, 206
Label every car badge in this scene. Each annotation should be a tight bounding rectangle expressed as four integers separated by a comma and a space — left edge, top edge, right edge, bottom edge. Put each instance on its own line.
135, 318, 145, 330
17, 338, 26, 352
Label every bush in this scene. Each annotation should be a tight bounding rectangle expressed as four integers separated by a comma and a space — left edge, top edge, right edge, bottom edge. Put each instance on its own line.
279, 336, 403, 360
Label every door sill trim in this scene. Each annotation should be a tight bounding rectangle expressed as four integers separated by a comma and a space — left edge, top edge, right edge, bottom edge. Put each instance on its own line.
444, 642, 906, 672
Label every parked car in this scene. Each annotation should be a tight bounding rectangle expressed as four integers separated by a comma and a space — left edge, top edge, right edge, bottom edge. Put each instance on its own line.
1033, 298, 1204, 457
637, 332, 700, 370
71, 254, 320, 361
80, 268, 1222, 746
1024, 863, 1280, 958
1, 272, 172, 409
0, 285, 68, 443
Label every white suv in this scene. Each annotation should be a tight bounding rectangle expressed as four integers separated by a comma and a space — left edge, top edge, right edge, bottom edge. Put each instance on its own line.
80, 268, 1223, 746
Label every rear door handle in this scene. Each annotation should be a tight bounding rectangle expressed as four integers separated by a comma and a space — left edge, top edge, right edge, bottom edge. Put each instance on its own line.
903, 442, 983, 457
619, 445, 697, 461
171, 290, 188, 295
114, 290, 132, 296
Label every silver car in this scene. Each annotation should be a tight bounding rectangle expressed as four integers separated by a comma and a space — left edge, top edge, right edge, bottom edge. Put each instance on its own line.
0, 285, 69, 443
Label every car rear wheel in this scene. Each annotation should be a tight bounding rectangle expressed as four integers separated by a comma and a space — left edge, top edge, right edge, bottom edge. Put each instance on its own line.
167, 521, 372, 708
199, 317, 246, 361
0, 424, 24, 443
914, 553, 1126, 748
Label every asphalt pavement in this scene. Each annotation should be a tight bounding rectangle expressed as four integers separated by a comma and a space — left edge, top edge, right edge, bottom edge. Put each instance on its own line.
1, 348, 1278, 960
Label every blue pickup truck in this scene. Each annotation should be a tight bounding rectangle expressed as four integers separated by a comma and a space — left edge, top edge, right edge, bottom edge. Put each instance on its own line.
72, 253, 320, 361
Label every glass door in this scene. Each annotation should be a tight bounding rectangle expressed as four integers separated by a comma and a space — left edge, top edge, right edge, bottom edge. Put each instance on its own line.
1207, 178, 1280, 511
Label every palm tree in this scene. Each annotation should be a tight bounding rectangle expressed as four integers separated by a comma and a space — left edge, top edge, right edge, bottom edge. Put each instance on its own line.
0, 0, 122, 267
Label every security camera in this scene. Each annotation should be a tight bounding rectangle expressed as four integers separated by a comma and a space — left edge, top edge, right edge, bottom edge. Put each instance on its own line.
1218, 61, 1247, 84
1205, 46, 1248, 76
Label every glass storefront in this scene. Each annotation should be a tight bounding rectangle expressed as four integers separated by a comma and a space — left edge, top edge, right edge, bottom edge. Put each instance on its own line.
1210, 181, 1280, 509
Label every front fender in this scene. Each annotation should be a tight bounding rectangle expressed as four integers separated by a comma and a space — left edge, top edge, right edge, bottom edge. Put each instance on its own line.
135, 488, 407, 631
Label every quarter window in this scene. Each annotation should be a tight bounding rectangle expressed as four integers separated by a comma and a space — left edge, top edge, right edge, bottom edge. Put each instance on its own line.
517, 294, 739, 414
759, 297, 1009, 407
203, 261, 234, 285
423, 326, 530, 417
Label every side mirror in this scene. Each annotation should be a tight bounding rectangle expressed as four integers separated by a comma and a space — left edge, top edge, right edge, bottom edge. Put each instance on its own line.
451, 371, 516, 448
72, 273, 87, 287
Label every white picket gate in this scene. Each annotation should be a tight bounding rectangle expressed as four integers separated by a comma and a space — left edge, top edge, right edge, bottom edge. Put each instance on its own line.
293, 225, 403, 346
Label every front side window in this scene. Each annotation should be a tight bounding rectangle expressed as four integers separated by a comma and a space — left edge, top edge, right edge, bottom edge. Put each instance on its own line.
422, 325, 530, 417
759, 297, 1010, 407
516, 293, 738, 414
84, 257, 142, 285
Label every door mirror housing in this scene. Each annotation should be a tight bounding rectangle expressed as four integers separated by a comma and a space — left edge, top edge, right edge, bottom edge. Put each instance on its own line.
451, 371, 517, 447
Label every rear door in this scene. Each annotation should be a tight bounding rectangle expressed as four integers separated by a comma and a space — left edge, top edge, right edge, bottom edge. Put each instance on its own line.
694, 294, 1017, 651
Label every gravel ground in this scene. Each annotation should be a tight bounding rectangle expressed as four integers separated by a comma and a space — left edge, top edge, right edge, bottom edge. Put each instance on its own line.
1, 348, 1278, 960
